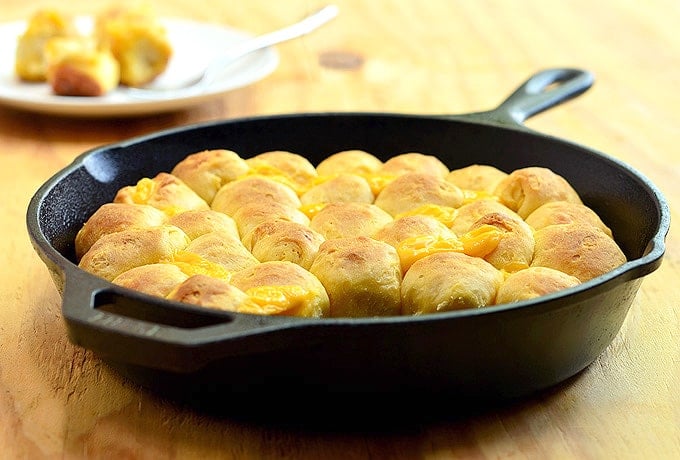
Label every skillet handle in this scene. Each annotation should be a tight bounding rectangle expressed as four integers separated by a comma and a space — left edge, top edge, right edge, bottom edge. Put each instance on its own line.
473, 68, 595, 126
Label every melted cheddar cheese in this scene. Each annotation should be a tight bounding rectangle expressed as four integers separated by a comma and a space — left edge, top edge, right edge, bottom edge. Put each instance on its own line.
169, 250, 232, 280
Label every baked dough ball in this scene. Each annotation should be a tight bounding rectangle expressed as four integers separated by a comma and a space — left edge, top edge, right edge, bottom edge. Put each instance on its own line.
166, 274, 250, 313
309, 236, 402, 317
300, 173, 374, 206
168, 209, 239, 241
401, 252, 503, 314
493, 166, 582, 219
525, 201, 613, 238
15, 9, 78, 82
231, 201, 310, 239
309, 202, 393, 240
316, 150, 383, 176
243, 221, 325, 270
231, 261, 330, 317
467, 212, 535, 272
114, 172, 209, 216
245, 151, 318, 193
375, 172, 464, 216
445, 164, 508, 193
170, 149, 249, 205
184, 231, 259, 273
45, 36, 120, 96
373, 214, 455, 248
531, 223, 627, 282
450, 198, 519, 236
78, 225, 190, 282
96, 5, 172, 87
379, 153, 449, 178
75, 203, 166, 260
112, 263, 189, 298
211, 176, 300, 217
496, 267, 581, 304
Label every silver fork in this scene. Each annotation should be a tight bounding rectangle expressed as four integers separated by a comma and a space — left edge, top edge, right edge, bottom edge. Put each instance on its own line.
123, 4, 339, 98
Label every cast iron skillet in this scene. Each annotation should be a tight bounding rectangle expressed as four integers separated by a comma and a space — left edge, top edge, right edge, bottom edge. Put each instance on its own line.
27, 69, 669, 418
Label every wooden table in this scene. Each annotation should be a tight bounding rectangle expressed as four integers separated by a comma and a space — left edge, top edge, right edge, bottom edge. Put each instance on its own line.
2, 0, 678, 458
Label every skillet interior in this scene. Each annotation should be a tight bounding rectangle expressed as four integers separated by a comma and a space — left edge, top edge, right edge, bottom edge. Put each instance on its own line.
29, 112, 668, 413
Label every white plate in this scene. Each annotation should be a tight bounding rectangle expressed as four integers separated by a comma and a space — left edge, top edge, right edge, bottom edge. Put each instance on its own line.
0, 17, 279, 117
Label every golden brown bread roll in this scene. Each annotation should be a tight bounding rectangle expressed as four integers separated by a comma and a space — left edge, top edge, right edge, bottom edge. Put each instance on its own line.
170, 149, 249, 205
211, 176, 301, 217
316, 150, 384, 176
374, 172, 464, 216
114, 172, 209, 216
95, 4, 172, 87
184, 231, 259, 273
45, 36, 120, 96
166, 274, 251, 312
230, 261, 330, 317
15, 9, 78, 82
468, 212, 535, 272
525, 201, 614, 238
531, 223, 627, 282
373, 214, 455, 248
78, 225, 190, 282
445, 164, 508, 193
242, 221, 325, 270
309, 202, 393, 240
496, 266, 581, 304
401, 252, 503, 314
493, 166, 583, 218
245, 151, 318, 193
449, 198, 519, 236
300, 173, 374, 206
75, 202, 167, 260
112, 263, 189, 298
231, 201, 310, 240
308, 236, 402, 317
379, 152, 449, 178
168, 209, 239, 241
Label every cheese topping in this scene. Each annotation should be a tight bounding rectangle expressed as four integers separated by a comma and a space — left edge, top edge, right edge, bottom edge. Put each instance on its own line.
169, 250, 232, 280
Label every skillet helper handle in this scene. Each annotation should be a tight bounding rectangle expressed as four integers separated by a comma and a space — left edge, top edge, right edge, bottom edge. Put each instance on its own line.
487, 68, 595, 125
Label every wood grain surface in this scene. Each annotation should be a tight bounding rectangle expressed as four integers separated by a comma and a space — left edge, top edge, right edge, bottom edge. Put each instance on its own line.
1, 0, 678, 458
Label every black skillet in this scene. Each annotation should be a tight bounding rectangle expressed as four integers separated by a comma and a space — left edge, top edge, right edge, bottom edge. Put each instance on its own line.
27, 68, 669, 416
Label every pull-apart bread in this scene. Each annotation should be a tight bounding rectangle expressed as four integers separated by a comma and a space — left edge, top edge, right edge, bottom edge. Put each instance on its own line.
75, 148, 628, 318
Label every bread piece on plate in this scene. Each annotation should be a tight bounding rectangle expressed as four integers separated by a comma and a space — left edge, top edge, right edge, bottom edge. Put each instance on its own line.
243, 220, 325, 270
45, 36, 120, 96
375, 172, 464, 216
531, 223, 627, 282
75, 202, 167, 260
309, 236, 402, 317
211, 176, 301, 217
525, 201, 614, 238
78, 224, 190, 282
112, 263, 189, 298
445, 164, 508, 193
231, 261, 330, 317
493, 166, 582, 218
379, 152, 449, 179
166, 274, 250, 312
15, 9, 78, 82
168, 209, 239, 241
316, 150, 383, 176
96, 4, 172, 87
401, 251, 503, 314
496, 266, 581, 304
171, 150, 250, 205
114, 172, 209, 216
310, 202, 393, 240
